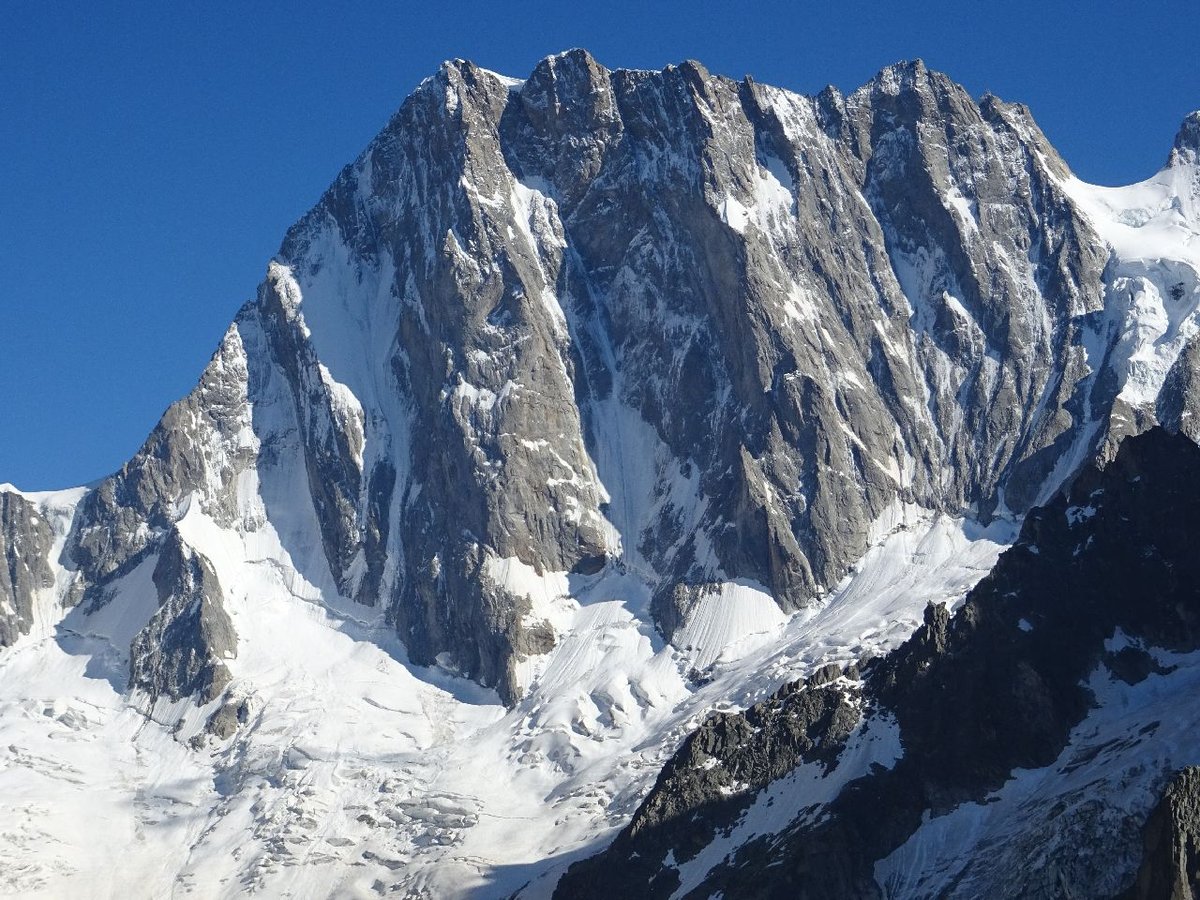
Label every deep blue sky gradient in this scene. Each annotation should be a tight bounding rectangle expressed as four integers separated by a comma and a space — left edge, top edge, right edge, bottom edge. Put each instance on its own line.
2, 1, 1198, 489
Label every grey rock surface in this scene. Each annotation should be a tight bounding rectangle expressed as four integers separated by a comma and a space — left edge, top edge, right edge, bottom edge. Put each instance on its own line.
1126, 767, 1200, 900
0, 490, 56, 645
204, 697, 251, 741
129, 528, 237, 705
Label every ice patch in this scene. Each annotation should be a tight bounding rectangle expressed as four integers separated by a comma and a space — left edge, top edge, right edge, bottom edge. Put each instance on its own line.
716, 156, 795, 236
672, 580, 788, 671
945, 184, 979, 234
718, 195, 751, 233
1065, 504, 1097, 525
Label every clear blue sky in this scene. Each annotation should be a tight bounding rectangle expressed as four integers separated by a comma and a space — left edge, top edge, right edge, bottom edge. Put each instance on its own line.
2, 1, 1198, 490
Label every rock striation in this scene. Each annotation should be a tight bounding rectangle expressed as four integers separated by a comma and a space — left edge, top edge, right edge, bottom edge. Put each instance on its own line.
0, 490, 56, 645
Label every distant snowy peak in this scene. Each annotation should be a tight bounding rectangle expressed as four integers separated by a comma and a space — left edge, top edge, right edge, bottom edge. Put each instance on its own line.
1054, 109, 1200, 452
1064, 108, 1200, 261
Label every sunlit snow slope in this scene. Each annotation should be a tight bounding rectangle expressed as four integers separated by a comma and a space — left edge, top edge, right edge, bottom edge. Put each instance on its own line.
0, 493, 1006, 897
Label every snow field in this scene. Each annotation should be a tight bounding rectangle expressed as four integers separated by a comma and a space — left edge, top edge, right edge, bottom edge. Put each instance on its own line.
0, 488, 1006, 898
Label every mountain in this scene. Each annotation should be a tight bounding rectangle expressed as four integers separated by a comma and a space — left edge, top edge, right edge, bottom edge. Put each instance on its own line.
0, 51, 1198, 897
557, 427, 1200, 899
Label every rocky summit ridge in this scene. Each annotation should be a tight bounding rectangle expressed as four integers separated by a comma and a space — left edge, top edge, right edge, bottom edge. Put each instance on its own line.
1, 51, 1199, 898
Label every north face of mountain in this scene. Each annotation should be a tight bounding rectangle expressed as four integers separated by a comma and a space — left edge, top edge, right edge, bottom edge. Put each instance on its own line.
0, 51, 1198, 899
556, 427, 1200, 899
4, 52, 1195, 708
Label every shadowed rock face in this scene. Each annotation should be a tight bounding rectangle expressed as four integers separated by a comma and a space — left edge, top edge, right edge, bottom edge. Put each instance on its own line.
556, 428, 1200, 899
1125, 767, 1200, 900
1159, 336, 1200, 442
581, 660, 866, 896
2, 54, 1195, 708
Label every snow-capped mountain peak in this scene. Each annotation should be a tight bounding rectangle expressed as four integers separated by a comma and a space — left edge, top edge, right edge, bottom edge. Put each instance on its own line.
2, 54, 1200, 897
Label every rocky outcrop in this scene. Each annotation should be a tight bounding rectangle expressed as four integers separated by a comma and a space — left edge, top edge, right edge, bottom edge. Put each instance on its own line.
204, 696, 251, 741
0, 490, 56, 645
589, 662, 865, 896
1170, 111, 1200, 167
129, 529, 237, 705
1126, 767, 1200, 900
557, 428, 1200, 899
67, 323, 256, 610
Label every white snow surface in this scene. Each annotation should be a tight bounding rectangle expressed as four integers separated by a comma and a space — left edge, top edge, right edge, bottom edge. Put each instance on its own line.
1060, 154, 1200, 409
0, 487, 1007, 898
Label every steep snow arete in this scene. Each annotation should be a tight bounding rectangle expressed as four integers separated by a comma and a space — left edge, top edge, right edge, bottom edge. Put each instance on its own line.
1, 51, 1198, 897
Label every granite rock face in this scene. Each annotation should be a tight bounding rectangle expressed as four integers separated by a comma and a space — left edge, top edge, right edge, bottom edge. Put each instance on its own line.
129, 528, 237, 705
0, 490, 56, 645
1126, 767, 1200, 900
231, 54, 1149, 702
557, 428, 1200, 899
2, 54, 1198, 710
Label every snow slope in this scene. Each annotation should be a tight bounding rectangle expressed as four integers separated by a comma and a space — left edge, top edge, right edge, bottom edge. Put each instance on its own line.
1061, 150, 1200, 409
0, 500, 1005, 898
